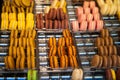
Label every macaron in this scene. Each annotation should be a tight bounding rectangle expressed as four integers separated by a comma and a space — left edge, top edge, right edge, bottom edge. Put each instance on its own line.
106, 69, 112, 80
108, 46, 113, 56
49, 56, 59, 68
96, 20, 103, 31
20, 57, 25, 69
102, 56, 108, 68
63, 29, 72, 37
84, 7, 90, 14
103, 46, 108, 56
113, 46, 117, 55
83, 1, 89, 8
111, 55, 117, 67
72, 20, 79, 32
87, 13, 93, 21
72, 68, 83, 80
69, 55, 78, 68
16, 56, 21, 69
49, 46, 57, 56
79, 21, 87, 31
58, 37, 65, 46
92, 7, 99, 14
98, 56, 103, 68
58, 46, 66, 57
31, 56, 35, 69
90, 1, 96, 9
110, 69, 116, 80
65, 37, 73, 47
27, 70, 37, 80
88, 21, 96, 31
76, 7, 83, 16
98, 46, 104, 56
116, 69, 120, 80
78, 13, 86, 23
68, 46, 76, 56
93, 13, 100, 21
27, 57, 31, 69
91, 55, 100, 68
5, 56, 15, 69
48, 37, 56, 47
60, 55, 68, 68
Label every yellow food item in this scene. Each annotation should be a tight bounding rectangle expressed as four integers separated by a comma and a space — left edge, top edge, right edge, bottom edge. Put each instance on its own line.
18, 21, 25, 30
22, 0, 30, 7
26, 20, 34, 30
9, 13, 16, 21
9, 20, 17, 30
110, 69, 116, 80
18, 13, 25, 21
26, 13, 34, 21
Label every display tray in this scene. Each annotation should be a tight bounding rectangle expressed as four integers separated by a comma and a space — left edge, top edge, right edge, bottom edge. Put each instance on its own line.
35, 2, 71, 31
37, 31, 82, 74
74, 31, 120, 80
67, 2, 104, 33
0, 30, 38, 75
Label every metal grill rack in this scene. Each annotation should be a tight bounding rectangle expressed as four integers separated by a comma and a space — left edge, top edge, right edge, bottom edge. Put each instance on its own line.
37, 31, 82, 79
35, 1, 72, 31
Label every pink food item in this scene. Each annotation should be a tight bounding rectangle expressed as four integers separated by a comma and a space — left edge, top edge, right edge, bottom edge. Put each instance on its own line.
93, 13, 100, 21
80, 21, 87, 31
72, 21, 79, 32
96, 20, 103, 31
83, 1, 90, 8
88, 21, 96, 31
92, 7, 99, 14
78, 13, 86, 23
87, 13, 93, 22
76, 7, 83, 16
90, 1, 96, 9
84, 7, 90, 14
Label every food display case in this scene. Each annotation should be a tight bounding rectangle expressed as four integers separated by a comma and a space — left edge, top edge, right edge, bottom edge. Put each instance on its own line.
0, 0, 120, 80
